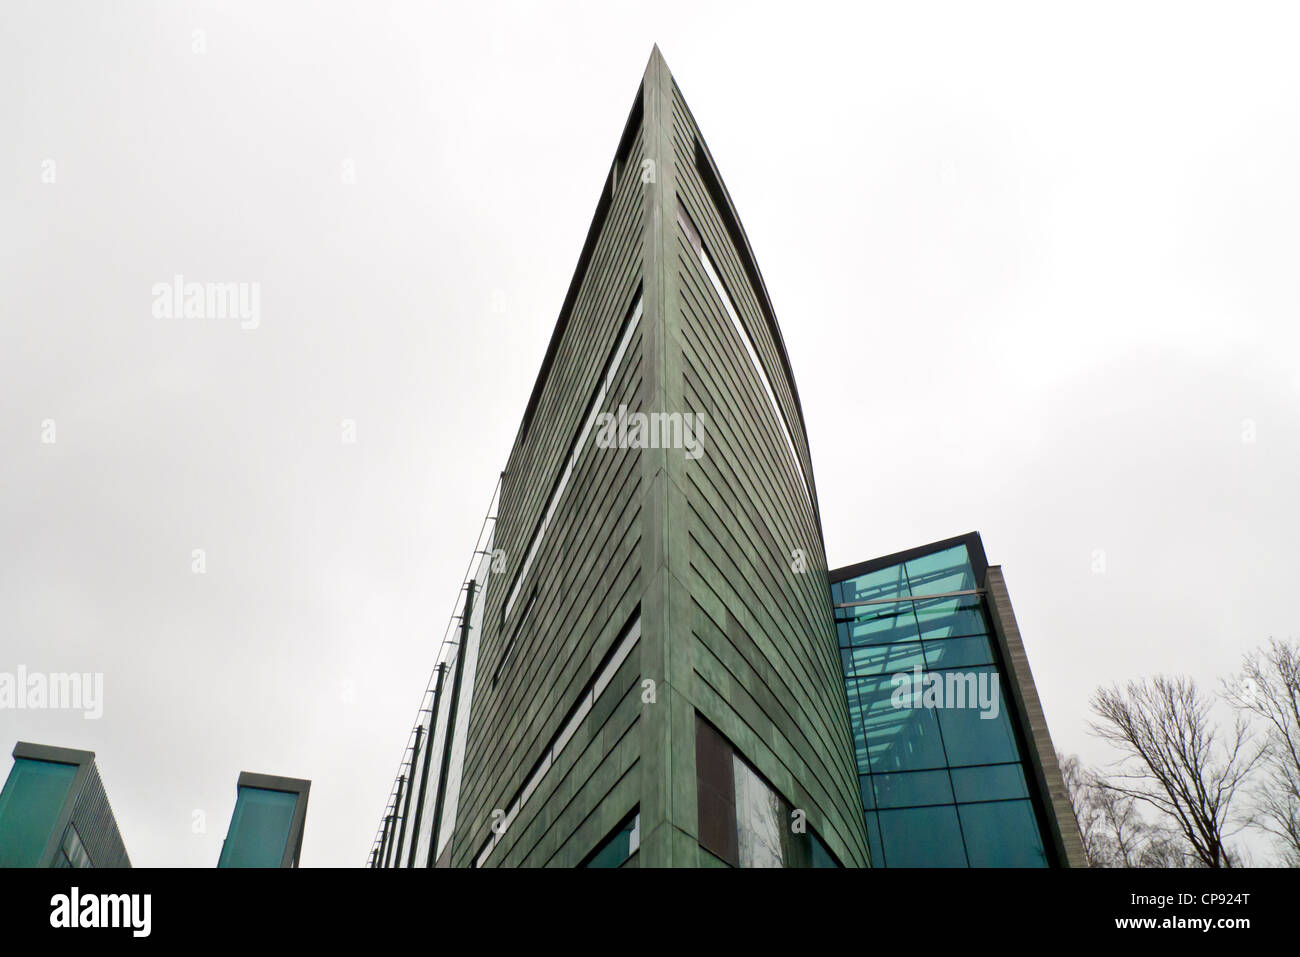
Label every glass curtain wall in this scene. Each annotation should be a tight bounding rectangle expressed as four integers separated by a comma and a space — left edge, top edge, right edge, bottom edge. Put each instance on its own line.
834, 544, 1047, 867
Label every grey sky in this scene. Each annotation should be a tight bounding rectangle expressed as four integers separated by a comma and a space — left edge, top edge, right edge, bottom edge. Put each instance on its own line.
2, 1, 1297, 866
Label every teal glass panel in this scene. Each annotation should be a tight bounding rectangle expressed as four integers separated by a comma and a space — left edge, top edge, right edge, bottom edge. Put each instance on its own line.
585, 812, 640, 868
877, 805, 967, 867
855, 676, 948, 772
843, 604, 921, 646
858, 774, 875, 811
950, 763, 1029, 803
863, 811, 884, 866
914, 595, 986, 639
217, 786, 298, 868
734, 755, 785, 867
835, 546, 1053, 867
839, 565, 909, 604
808, 831, 837, 868
842, 642, 924, 677
903, 545, 974, 593
872, 769, 954, 809
958, 800, 1047, 867
933, 667, 1019, 767
0, 758, 77, 867
844, 678, 871, 774
922, 634, 994, 669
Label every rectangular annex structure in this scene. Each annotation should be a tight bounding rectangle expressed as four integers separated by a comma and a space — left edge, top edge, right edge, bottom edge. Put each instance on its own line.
0, 742, 131, 868
830, 533, 1086, 867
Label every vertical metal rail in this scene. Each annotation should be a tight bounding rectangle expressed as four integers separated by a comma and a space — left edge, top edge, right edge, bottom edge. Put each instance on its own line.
384, 775, 405, 868
377, 812, 394, 868
367, 475, 500, 866
393, 728, 421, 866
407, 665, 445, 867
427, 580, 475, 867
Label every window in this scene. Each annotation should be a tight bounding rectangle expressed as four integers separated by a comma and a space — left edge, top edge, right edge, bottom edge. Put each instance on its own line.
876, 805, 967, 868
834, 543, 1050, 867
475, 610, 641, 867
676, 200, 813, 512
503, 294, 643, 622
57, 823, 92, 869
217, 786, 298, 868
922, 634, 994, 670
493, 589, 535, 687
853, 675, 948, 772
950, 763, 1029, 803
733, 755, 785, 867
0, 757, 77, 867
871, 769, 954, 809
694, 714, 841, 868
584, 811, 640, 868
932, 666, 1018, 766
958, 800, 1047, 867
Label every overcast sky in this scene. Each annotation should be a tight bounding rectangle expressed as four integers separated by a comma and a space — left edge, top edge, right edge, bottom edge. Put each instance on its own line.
2, 1, 1297, 867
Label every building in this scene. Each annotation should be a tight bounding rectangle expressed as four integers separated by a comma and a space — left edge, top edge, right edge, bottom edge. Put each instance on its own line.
370, 46, 868, 868
217, 772, 311, 868
831, 533, 1085, 866
0, 741, 131, 868
369, 51, 1086, 870
0, 741, 311, 869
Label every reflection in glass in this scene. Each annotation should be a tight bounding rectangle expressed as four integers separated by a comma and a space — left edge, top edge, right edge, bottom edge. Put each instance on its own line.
933, 667, 1018, 767
835, 544, 1051, 868
842, 642, 924, 677
903, 545, 974, 593
855, 676, 948, 772
922, 634, 994, 669
585, 811, 641, 868
914, 595, 986, 639
734, 755, 785, 867
59, 824, 92, 869
950, 763, 1028, 803
877, 805, 967, 867
958, 800, 1046, 867
217, 787, 297, 868
0, 758, 77, 867
872, 769, 954, 809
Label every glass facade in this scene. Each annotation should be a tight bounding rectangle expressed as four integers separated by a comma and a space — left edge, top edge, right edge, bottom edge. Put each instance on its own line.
217, 785, 299, 868
0, 745, 132, 868
0, 757, 77, 867
833, 543, 1049, 867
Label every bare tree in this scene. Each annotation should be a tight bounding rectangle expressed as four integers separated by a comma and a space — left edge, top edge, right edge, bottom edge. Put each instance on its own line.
1060, 752, 1105, 865
1060, 751, 1198, 867
1061, 753, 1135, 866
1089, 676, 1263, 868
1135, 829, 1200, 868
1223, 638, 1300, 866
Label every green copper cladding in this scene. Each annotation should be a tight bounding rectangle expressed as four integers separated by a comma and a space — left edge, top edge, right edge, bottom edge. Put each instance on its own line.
437, 48, 868, 868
